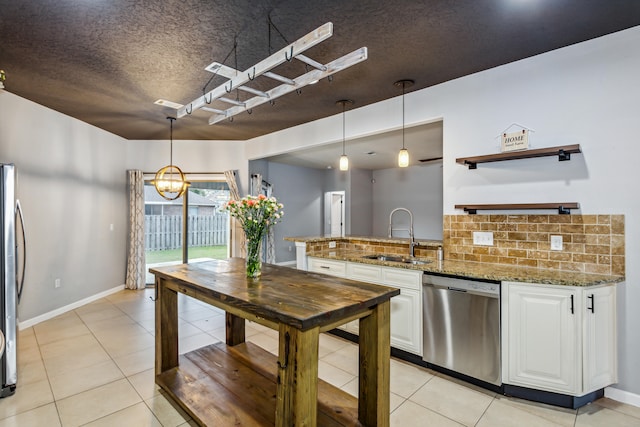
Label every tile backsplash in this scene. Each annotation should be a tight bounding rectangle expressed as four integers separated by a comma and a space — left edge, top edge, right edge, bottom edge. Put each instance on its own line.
443, 214, 625, 275
305, 239, 440, 258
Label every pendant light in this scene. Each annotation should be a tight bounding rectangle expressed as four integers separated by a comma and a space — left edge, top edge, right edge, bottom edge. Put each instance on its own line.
336, 99, 354, 171
395, 79, 414, 168
152, 117, 190, 200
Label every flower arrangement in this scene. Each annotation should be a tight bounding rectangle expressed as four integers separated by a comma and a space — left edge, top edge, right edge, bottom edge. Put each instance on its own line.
223, 194, 284, 277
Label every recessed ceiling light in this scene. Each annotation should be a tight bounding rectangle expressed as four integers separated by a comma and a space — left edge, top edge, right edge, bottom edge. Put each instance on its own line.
154, 99, 184, 109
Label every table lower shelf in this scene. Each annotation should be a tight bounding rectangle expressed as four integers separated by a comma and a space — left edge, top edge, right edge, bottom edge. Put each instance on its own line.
156, 341, 362, 426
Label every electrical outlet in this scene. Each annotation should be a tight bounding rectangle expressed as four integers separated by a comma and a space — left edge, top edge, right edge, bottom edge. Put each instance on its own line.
550, 235, 563, 251
473, 231, 494, 246
328, 241, 336, 249
54, 278, 61, 289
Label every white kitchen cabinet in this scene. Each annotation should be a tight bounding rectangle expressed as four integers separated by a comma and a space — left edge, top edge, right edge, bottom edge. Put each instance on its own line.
347, 262, 383, 283
502, 281, 617, 396
388, 287, 422, 354
345, 263, 422, 355
583, 285, 617, 392
381, 267, 422, 354
310, 258, 423, 355
307, 257, 346, 277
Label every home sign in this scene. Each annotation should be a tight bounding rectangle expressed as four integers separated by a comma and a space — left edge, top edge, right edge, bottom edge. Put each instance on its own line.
501, 129, 529, 152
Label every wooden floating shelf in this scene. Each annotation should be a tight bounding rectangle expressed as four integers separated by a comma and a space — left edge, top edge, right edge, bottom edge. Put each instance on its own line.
456, 144, 582, 169
454, 203, 580, 215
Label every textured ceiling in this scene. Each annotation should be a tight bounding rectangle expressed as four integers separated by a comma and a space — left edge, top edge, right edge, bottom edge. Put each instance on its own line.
1, 1, 639, 141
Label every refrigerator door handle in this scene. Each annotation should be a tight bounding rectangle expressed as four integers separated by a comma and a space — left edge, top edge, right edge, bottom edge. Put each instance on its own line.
15, 199, 26, 304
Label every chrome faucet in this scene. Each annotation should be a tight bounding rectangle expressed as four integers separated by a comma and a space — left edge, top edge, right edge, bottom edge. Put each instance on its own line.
388, 207, 415, 257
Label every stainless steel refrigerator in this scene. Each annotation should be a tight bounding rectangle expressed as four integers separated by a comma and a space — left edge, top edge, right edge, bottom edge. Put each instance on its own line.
1, 163, 26, 397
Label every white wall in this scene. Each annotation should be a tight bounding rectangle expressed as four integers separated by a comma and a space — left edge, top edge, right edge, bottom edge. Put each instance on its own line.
0, 92, 128, 321
125, 139, 249, 194
246, 26, 640, 397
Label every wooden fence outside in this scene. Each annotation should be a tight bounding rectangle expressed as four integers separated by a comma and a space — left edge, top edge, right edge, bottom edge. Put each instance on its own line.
145, 214, 228, 251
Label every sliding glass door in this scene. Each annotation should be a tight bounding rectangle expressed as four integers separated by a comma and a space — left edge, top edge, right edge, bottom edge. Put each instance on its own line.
144, 180, 230, 285
186, 181, 230, 263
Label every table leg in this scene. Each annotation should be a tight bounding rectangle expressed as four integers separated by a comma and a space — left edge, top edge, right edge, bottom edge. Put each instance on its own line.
155, 278, 179, 375
225, 312, 246, 346
358, 300, 391, 427
275, 324, 319, 427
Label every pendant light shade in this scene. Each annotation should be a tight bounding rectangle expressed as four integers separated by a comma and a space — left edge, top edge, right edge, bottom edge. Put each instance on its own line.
339, 154, 349, 171
152, 117, 190, 200
398, 148, 410, 168
395, 79, 414, 168
336, 99, 354, 171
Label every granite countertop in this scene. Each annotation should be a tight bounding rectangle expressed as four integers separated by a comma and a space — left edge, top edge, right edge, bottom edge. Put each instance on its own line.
307, 249, 624, 287
284, 235, 443, 248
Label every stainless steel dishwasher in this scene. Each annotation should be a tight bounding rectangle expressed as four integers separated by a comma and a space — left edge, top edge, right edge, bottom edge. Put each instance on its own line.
422, 273, 501, 386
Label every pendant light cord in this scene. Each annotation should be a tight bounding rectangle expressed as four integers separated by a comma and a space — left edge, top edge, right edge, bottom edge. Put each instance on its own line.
342, 103, 346, 155
401, 81, 406, 150
168, 116, 175, 166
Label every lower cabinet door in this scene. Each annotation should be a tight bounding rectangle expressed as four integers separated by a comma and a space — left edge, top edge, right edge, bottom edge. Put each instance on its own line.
506, 284, 580, 394
389, 288, 422, 355
583, 285, 617, 392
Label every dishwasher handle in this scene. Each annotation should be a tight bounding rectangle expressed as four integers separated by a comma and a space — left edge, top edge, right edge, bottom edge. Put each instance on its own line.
424, 282, 468, 293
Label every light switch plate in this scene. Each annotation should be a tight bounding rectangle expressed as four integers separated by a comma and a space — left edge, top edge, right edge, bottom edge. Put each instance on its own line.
473, 231, 494, 246
550, 235, 563, 251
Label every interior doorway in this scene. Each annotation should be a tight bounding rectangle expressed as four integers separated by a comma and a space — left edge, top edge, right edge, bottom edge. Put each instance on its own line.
324, 191, 345, 237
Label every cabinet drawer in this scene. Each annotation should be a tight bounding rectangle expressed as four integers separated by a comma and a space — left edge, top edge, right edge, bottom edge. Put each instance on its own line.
307, 257, 346, 277
382, 267, 421, 290
347, 263, 382, 283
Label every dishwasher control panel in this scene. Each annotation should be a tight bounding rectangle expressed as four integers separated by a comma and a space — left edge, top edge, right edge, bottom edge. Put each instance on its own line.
469, 282, 499, 293
422, 273, 500, 296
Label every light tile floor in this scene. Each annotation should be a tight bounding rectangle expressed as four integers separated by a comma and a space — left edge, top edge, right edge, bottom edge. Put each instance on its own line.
1, 287, 638, 426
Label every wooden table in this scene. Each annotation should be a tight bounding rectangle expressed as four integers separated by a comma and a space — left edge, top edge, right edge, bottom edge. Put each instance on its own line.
150, 259, 400, 427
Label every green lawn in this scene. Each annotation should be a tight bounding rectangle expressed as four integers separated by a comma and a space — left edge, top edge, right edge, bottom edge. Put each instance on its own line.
146, 245, 228, 264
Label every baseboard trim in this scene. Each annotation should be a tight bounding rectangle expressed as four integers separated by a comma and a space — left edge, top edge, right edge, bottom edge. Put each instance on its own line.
605, 386, 640, 408
18, 284, 125, 330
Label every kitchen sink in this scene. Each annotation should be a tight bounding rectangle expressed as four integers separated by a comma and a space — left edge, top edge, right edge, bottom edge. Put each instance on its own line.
361, 254, 431, 265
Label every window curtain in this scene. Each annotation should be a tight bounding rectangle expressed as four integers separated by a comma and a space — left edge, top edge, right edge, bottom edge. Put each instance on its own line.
224, 170, 244, 258
251, 174, 276, 264
125, 170, 146, 290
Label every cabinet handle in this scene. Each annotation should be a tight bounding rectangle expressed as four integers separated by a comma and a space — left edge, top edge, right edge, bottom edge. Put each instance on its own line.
587, 294, 595, 313
570, 294, 574, 314
320, 266, 330, 269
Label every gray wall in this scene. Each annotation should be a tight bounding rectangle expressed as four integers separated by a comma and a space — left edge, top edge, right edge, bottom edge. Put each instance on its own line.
0, 92, 128, 321
349, 168, 373, 236
372, 162, 443, 240
256, 160, 442, 254
257, 162, 325, 263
